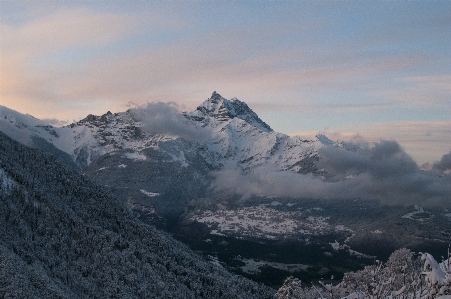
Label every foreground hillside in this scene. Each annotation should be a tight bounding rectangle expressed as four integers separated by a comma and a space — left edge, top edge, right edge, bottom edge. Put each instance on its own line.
0, 132, 274, 298
276, 248, 451, 298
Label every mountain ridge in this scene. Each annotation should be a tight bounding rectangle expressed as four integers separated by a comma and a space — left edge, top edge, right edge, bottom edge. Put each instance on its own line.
0, 93, 332, 175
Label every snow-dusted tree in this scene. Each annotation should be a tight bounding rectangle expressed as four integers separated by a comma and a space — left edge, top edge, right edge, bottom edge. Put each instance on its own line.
0, 132, 275, 298
276, 277, 303, 299
420, 252, 451, 298
339, 248, 451, 299
276, 276, 332, 299
276, 248, 451, 299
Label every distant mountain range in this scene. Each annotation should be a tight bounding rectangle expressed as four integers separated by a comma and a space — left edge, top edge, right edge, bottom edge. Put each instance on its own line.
0, 91, 338, 173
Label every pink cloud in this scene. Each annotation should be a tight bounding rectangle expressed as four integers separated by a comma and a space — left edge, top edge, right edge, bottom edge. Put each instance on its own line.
1, 8, 132, 54
0, 8, 134, 118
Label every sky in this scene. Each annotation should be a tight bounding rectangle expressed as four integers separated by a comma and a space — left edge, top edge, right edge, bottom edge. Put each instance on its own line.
1, 0, 450, 165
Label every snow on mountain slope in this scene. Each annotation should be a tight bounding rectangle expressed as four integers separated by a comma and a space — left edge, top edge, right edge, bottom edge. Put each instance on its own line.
186, 91, 272, 132
0, 105, 81, 169
1, 106, 190, 169
184, 92, 335, 173
1, 92, 337, 175
52, 111, 171, 168
0, 105, 55, 146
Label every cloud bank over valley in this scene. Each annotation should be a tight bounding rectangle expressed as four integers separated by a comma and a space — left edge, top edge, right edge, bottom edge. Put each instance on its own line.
212, 140, 451, 206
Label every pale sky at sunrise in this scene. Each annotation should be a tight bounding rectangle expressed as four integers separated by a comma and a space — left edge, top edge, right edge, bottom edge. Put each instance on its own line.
1, 0, 450, 165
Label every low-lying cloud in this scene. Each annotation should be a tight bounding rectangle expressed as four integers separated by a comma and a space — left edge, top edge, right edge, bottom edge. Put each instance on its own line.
212, 140, 451, 206
433, 151, 451, 173
129, 102, 211, 142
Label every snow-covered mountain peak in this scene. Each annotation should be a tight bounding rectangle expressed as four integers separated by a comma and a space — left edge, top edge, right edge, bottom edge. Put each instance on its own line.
0, 95, 335, 175
73, 110, 132, 128
187, 91, 272, 132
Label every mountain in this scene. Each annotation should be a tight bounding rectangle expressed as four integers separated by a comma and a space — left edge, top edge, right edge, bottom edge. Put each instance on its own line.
2, 92, 450, 288
0, 92, 335, 223
185, 91, 273, 132
184, 92, 333, 173
1, 92, 335, 173
0, 131, 274, 298
0, 105, 80, 170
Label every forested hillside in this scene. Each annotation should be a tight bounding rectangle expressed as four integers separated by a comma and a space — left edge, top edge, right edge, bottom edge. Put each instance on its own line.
0, 131, 274, 298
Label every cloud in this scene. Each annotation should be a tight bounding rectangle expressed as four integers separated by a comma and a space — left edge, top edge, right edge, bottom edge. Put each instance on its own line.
317, 141, 451, 205
1, 3, 430, 120
212, 165, 335, 200
433, 151, 451, 173
2, 1, 449, 168
1, 8, 132, 54
212, 140, 451, 206
0, 7, 135, 120
291, 121, 451, 166
41, 118, 70, 127
56, 27, 426, 122
376, 75, 451, 105
128, 102, 211, 142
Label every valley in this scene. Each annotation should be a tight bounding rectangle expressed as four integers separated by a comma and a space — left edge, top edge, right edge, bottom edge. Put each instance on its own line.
1, 92, 451, 291
173, 196, 451, 287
